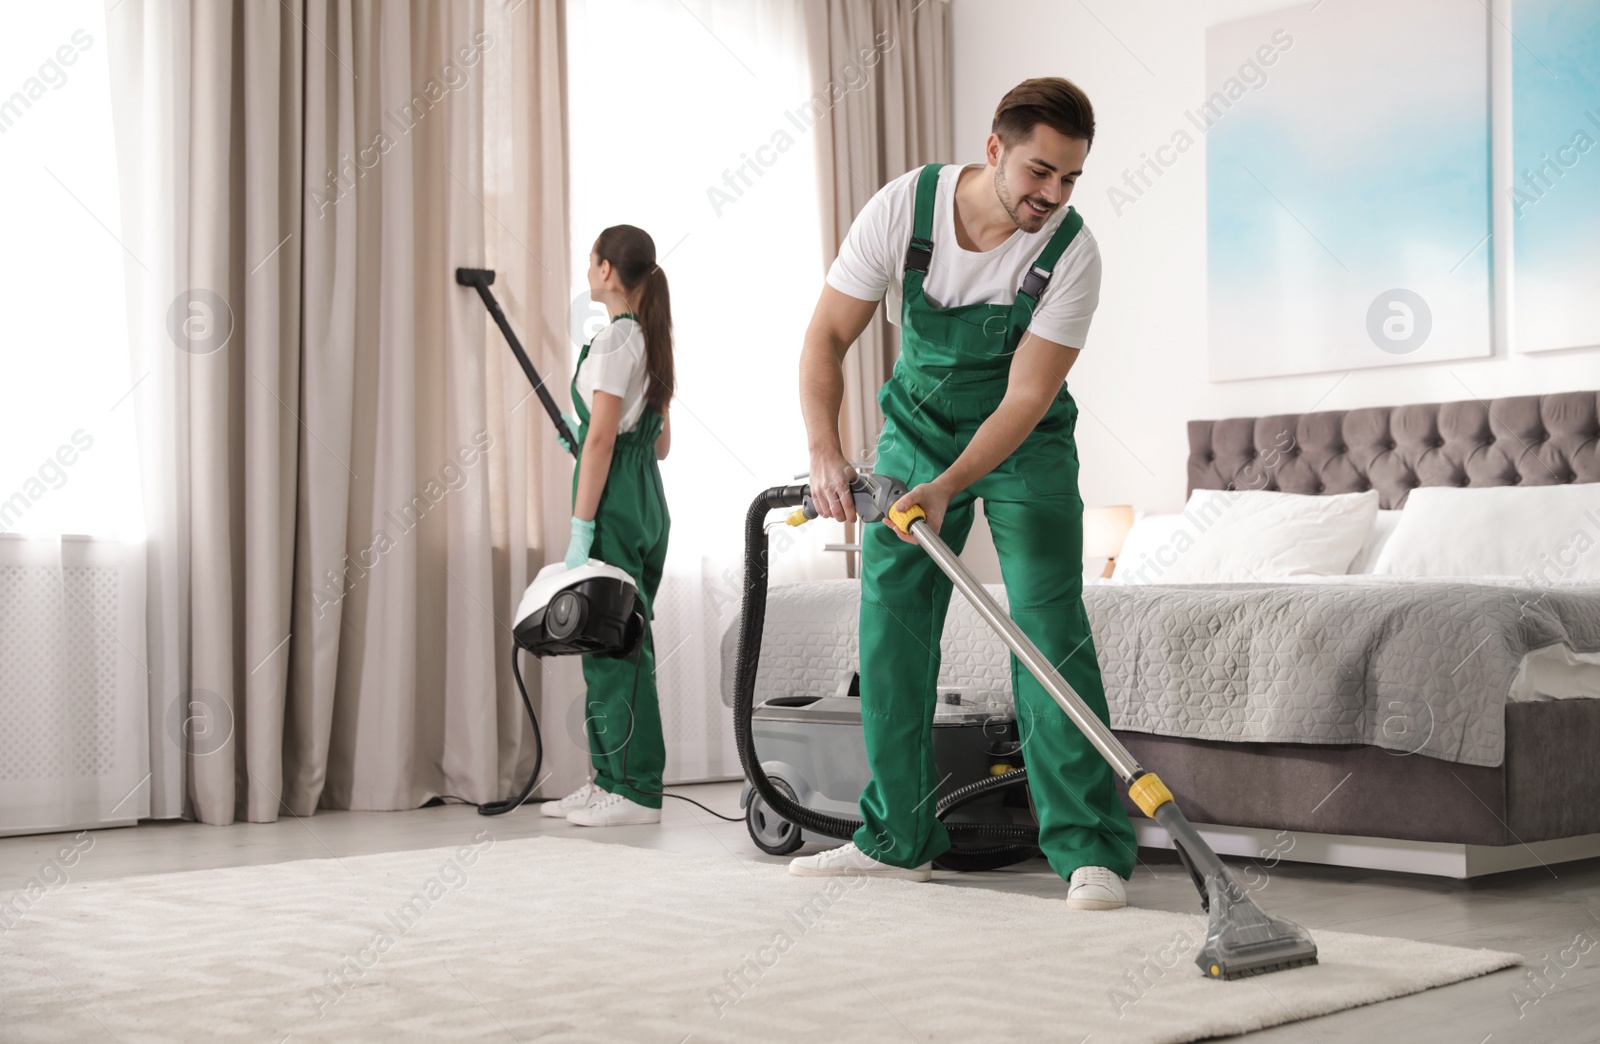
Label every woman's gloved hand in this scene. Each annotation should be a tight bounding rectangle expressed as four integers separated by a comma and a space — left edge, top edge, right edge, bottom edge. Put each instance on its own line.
564, 515, 596, 569
557, 411, 580, 452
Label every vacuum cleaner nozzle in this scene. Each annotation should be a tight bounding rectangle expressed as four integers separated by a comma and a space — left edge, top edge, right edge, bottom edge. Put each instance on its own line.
1195, 871, 1319, 980
1154, 802, 1319, 980
455, 266, 494, 287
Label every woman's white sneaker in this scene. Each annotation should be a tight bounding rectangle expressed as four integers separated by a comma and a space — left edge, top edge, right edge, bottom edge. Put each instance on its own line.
540, 781, 600, 819
1067, 865, 1127, 909
788, 842, 931, 881
566, 790, 661, 826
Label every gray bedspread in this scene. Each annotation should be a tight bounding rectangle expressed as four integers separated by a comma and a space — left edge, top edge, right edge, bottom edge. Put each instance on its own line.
720, 578, 1600, 767
1088, 580, 1600, 767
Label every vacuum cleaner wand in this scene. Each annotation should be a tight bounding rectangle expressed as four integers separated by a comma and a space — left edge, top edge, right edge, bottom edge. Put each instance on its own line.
456, 266, 579, 455
869, 486, 1318, 981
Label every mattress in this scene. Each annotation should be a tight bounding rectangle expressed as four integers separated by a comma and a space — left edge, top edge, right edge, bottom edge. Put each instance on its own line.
720, 577, 1600, 768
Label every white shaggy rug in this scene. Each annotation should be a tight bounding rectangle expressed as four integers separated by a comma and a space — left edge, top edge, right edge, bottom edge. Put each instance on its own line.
3, 835, 1518, 1043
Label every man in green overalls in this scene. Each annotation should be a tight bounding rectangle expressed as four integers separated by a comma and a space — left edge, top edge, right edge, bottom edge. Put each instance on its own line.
790, 78, 1136, 909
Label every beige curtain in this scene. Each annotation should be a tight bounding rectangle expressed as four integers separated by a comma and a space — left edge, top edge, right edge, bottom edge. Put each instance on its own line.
804, 0, 952, 572
107, 0, 574, 823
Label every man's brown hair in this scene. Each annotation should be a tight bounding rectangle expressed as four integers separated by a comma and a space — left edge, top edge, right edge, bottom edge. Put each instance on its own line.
992, 77, 1095, 151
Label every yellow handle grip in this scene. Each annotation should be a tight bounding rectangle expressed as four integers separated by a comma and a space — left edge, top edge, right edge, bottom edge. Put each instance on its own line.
888, 502, 926, 533
1128, 772, 1174, 818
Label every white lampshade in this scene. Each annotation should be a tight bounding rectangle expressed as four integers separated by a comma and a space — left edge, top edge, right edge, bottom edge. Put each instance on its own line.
1082, 505, 1135, 560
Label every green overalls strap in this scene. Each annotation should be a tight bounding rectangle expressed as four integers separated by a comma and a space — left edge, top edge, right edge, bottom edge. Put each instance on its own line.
852, 163, 1137, 878
569, 314, 671, 808
894, 162, 1085, 400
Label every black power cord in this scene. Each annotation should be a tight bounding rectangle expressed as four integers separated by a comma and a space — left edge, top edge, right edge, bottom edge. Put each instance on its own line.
478, 645, 545, 815
609, 611, 742, 823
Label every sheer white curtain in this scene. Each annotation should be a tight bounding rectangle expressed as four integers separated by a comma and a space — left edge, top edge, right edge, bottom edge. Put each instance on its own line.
567, 0, 847, 782
0, 1, 150, 833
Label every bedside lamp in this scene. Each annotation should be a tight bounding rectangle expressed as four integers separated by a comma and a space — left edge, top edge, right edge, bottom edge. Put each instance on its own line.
1083, 505, 1134, 579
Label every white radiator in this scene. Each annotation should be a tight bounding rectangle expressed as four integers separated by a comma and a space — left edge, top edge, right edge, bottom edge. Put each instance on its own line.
0, 536, 148, 836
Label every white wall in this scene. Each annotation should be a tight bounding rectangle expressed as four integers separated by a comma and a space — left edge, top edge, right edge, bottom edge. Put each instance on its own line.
949, 0, 1600, 521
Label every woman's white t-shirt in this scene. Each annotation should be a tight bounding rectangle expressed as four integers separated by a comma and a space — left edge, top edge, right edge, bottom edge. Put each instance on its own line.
825, 163, 1102, 348
575, 316, 650, 433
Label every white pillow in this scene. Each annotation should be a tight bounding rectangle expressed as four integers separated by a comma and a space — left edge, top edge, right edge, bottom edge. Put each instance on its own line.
1109, 513, 1191, 584
1372, 484, 1600, 580
1346, 510, 1403, 574
1112, 489, 1379, 583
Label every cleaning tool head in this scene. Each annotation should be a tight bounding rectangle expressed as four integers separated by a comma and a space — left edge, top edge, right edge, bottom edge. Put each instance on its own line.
1154, 803, 1318, 980
1196, 870, 1319, 980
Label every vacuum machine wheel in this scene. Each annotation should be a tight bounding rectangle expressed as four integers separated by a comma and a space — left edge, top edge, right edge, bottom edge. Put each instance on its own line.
746, 778, 804, 856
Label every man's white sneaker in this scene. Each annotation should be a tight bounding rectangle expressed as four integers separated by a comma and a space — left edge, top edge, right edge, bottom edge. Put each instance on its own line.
788, 842, 931, 881
539, 781, 600, 819
1067, 865, 1127, 910
566, 790, 662, 827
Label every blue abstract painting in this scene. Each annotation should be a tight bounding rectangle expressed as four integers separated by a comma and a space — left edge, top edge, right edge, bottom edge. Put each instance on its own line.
1206, 1, 1492, 380
1512, 0, 1600, 353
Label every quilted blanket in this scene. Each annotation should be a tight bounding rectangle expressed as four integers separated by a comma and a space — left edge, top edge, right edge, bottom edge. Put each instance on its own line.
719, 578, 1600, 767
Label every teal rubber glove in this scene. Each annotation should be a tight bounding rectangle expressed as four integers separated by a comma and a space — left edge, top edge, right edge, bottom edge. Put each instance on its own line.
557, 411, 579, 452
565, 515, 595, 569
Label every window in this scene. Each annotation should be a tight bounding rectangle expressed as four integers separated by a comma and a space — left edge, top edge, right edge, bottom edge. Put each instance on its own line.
567, 0, 839, 778
0, 1, 139, 541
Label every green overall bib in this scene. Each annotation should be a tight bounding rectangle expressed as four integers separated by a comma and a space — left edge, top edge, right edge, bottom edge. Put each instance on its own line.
569, 317, 671, 808
852, 164, 1137, 879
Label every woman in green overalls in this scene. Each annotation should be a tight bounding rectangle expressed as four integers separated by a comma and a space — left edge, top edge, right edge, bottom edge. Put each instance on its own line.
539, 224, 675, 828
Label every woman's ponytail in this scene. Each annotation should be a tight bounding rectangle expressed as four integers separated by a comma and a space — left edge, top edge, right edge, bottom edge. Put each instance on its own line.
594, 225, 675, 417
635, 265, 674, 416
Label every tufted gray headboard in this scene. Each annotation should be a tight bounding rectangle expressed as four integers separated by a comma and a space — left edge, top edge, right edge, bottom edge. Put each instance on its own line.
1187, 390, 1600, 510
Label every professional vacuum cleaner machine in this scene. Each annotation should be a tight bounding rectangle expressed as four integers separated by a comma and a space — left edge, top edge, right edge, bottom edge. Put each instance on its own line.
733, 472, 1319, 981
515, 561, 643, 659
741, 673, 1025, 864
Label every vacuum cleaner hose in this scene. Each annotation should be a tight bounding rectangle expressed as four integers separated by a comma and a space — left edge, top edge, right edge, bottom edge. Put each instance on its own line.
928, 767, 1038, 870
733, 485, 1043, 854
935, 766, 1030, 819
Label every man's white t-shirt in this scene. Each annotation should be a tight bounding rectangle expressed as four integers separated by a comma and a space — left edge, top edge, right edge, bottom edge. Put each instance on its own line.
575, 316, 650, 433
825, 163, 1102, 349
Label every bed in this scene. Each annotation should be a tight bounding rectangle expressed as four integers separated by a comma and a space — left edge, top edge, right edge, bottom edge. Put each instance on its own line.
722, 389, 1600, 877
